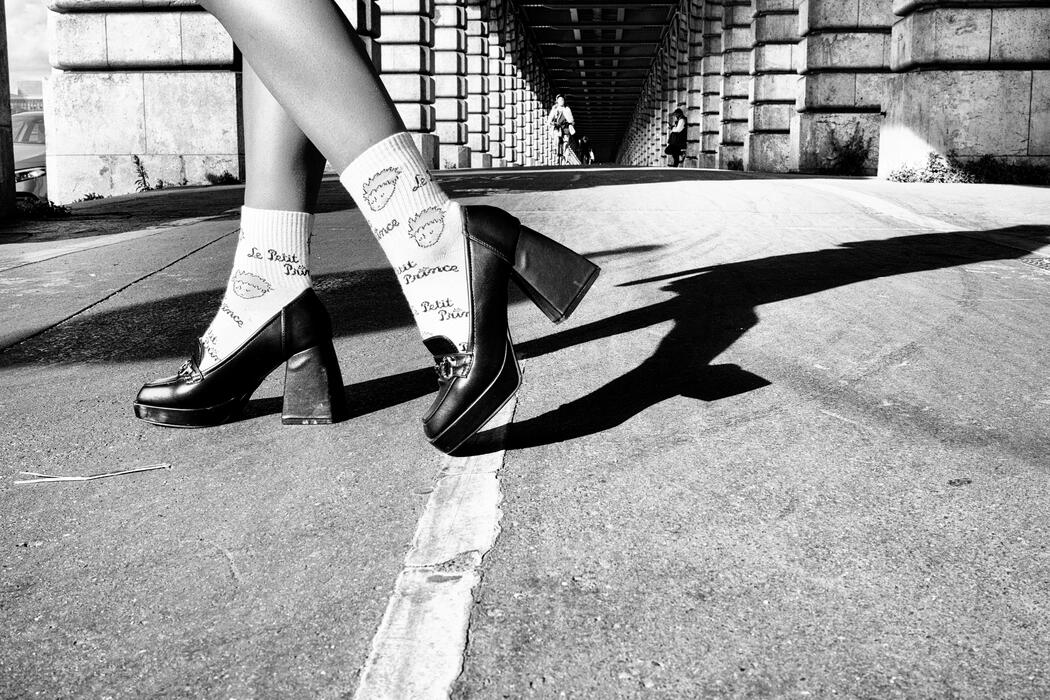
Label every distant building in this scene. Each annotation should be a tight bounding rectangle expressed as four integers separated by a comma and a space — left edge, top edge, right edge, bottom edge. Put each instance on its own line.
11, 81, 44, 114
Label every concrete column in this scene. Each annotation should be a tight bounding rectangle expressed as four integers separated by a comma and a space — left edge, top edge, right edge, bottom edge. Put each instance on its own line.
720, 0, 753, 168
699, 0, 725, 168
377, 0, 439, 169
502, 17, 520, 165
879, 1, 1050, 175
433, 0, 469, 168
791, 0, 891, 174
465, 1, 491, 167
744, 0, 800, 171
45, 0, 240, 203
485, 0, 506, 166
686, 0, 706, 167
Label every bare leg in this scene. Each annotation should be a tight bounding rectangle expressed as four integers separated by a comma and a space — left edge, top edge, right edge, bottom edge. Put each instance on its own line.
198, 0, 402, 171
243, 61, 326, 212
189, 61, 324, 371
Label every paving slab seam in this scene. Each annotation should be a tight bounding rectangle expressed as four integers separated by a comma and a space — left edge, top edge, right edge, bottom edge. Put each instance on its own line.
0, 229, 237, 353
353, 395, 519, 700
0, 215, 237, 273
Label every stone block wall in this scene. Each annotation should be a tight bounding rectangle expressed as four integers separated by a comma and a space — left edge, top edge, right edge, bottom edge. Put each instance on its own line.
45, 0, 1049, 182
45, 0, 241, 203
744, 0, 799, 171
792, 0, 891, 173
879, 0, 1050, 175
698, 1, 725, 168
622, 0, 1048, 174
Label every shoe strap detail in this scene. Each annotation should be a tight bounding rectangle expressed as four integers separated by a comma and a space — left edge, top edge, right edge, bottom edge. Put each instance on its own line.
435, 353, 473, 381
177, 359, 203, 383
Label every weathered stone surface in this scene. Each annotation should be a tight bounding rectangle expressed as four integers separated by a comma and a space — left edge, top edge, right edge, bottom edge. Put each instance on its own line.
744, 131, 793, 171
800, 32, 890, 72
797, 72, 887, 110
891, 8, 991, 70
46, 72, 148, 154
750, 72, 797, 102
749, 102, 794, 131
990, 8, 1050, 64
723, 50, 752, 75
791, 110, 880, 172
754, 13, 798, 44
49, 10, 230, 69
878, 70, 1032, 176
720, 98, 750, 122
143, 73, 237, 153
752, 43, 796, 72
721, 120, 749, 144
799, 0, 894, 33
1032, 71, 1050, 156
48, 12, 108, 69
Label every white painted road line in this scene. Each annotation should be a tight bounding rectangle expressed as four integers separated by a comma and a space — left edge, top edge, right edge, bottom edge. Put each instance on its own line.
354, 394, 518, 699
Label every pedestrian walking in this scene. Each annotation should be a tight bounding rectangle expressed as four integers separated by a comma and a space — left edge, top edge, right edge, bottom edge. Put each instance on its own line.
579, 136, 595, 166
132, 0, 601, 454
547, 94, 576, 164
665, 108, 688, 167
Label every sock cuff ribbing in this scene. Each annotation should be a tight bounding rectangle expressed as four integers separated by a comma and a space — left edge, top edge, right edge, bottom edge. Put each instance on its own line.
338, 132, 446, 219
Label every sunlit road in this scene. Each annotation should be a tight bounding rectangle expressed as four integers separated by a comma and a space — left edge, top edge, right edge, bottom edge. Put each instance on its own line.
3, 169, 1049, 697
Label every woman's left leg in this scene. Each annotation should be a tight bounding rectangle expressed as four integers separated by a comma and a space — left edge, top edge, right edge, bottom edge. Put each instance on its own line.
197, 62, 328, 371
135, 62, 345, 426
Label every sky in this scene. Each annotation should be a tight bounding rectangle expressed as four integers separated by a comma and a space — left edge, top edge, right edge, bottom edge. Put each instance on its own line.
6, 0, 49, 90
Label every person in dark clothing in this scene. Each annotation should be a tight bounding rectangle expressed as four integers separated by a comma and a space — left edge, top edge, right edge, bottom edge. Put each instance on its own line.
665, 108, 688, 167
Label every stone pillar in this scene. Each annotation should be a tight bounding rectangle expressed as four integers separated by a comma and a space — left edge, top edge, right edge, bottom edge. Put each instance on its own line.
744, 0, 799, 171
465, 1, 491, 167
720, 0, 753, 168
686, 0, 706, 167
879, 1, 1050, 175
485, 0, 506, 166
502, 16, 521, 165
377, 0, 439, 169
434, 0, 470, 168
792, 0, 891, 174
45, 0, 239, 203
699, 0, 725, 168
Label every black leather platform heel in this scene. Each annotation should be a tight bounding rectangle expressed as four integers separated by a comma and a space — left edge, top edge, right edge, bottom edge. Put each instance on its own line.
281, 340, 346, 425
423, 206, 599, 454
134, 289, 347, 428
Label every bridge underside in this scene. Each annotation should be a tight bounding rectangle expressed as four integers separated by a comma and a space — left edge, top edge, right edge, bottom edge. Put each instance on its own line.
519, 2, 678, 153
42, 0, 1050, 202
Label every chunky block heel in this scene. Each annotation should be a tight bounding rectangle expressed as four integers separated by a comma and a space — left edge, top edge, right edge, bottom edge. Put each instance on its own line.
135, 289, 344, 428
282, 342, 347, 425
422, 204, 601, 454
511, 225, 601, 323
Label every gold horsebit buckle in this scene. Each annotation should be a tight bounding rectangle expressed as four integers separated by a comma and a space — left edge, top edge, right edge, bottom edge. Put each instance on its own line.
435, 354, 473, 381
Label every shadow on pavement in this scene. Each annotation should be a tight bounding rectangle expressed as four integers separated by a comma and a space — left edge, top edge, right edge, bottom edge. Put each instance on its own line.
3, 225, 1047, 452
0, 242, 660, 365
458, 224, 1050, 454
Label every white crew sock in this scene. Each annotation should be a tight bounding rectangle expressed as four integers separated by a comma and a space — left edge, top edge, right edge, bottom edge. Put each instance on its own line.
339, 132, 472, 352
198, 206, 313, 371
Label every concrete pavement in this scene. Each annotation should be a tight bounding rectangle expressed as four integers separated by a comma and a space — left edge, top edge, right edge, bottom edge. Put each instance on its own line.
2, 169, 1049, 698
